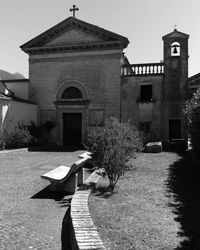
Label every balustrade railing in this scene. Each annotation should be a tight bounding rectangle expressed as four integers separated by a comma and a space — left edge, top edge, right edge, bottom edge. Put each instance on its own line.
121, 63, 164, 76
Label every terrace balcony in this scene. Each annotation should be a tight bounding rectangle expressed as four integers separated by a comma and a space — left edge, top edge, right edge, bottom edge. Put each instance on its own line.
121, 63, 164, 77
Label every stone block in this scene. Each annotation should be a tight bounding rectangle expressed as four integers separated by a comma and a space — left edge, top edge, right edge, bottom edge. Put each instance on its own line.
144, 141, 162, 153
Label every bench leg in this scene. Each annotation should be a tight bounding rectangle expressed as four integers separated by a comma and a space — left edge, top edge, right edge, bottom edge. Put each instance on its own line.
50, 174, 77, 194
77, 168, 84, 186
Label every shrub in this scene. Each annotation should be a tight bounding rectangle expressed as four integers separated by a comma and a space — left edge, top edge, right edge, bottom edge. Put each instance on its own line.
184, 88, 200, 154
4, 121, 33, 149
28, 120, 55, 144
43, 121, 55, 135
86, 118, 142, 192
0, 140, 6, 150
27, 121, 44, 143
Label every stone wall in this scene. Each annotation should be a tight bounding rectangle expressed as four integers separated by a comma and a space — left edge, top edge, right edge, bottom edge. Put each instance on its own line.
29, 49, 122, 144
162, 34, 189, 140
121, 75, 163, 140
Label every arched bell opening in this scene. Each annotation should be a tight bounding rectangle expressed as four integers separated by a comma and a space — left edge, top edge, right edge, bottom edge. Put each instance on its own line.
171, 42, 180, 56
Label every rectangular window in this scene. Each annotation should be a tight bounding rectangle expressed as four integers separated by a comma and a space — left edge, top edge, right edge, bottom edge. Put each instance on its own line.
40, 110, 56, 124
140, 85, 152, 102
139, 122, 151, 133
89, 109, 105, 126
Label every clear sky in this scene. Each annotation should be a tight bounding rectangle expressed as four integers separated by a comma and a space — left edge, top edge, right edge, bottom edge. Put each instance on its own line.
0, 0, 200, 77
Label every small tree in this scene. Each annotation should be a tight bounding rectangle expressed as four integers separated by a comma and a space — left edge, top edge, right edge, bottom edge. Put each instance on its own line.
86, 118, 142, 192
184, 88, 200, 154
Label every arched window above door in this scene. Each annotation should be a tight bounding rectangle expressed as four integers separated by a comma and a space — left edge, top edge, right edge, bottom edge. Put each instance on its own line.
62, 87, 82, 99
56, 81, 88, 102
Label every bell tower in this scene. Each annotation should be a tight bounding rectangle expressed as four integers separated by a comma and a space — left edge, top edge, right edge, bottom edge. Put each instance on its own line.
161, 28, 189, 140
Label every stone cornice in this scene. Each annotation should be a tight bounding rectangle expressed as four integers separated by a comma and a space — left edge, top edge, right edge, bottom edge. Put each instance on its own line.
29, 49, 121, 62
23, 41, 126, 55
21, 17, 129, 55
55, 99, 90, 106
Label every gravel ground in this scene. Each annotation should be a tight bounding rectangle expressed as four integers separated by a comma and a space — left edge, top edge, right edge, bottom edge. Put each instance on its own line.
0, 150, 84, 250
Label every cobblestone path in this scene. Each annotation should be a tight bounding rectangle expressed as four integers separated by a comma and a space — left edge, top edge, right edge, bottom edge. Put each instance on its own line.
0, 150, 84, 250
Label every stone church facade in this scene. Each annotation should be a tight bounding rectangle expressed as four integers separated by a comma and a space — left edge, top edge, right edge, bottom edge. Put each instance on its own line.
20, 16, 199, 147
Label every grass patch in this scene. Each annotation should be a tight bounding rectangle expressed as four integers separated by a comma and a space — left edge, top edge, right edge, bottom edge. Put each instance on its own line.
88, 152, 197, 250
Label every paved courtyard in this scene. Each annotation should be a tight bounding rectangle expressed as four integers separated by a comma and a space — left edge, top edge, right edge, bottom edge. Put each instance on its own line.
0, 149, 85, 250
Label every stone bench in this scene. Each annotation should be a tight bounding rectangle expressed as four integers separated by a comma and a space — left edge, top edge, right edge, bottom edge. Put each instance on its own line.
144, 141, 162, 153
41, 151, 92, 194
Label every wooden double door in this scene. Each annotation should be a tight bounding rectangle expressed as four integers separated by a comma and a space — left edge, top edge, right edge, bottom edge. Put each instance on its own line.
63, 113, 82, 147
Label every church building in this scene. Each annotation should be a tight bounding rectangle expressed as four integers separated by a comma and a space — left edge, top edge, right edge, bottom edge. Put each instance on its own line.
18, 9, 200, 147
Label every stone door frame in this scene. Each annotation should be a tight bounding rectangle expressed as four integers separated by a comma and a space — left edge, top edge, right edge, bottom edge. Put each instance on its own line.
56, 105, 87, 146
55, 80, 89, 146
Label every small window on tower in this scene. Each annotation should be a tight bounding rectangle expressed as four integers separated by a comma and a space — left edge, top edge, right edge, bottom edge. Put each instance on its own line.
171, 42, 180, 56
140, 84, 152, 102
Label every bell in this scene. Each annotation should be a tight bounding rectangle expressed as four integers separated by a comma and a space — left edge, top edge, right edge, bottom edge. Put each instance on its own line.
173, 46, 178, 54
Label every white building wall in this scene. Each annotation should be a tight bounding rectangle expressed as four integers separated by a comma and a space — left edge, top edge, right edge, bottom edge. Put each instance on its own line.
5, 81, 29, 100
1, 100, 37, 134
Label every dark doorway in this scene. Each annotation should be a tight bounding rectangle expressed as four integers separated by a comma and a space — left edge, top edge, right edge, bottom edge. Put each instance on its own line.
169, 119, 181, 139
63, 113, 82, 147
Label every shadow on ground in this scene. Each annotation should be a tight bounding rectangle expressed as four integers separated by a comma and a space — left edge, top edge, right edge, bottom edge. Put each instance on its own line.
31, 186, 78, 249
61, 208, 79, 250
28, 145, 84, 152
31, 185, 70, 201
166, 151, 200, 249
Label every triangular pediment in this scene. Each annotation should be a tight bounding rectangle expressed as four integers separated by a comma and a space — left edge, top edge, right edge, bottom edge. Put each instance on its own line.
45, 28, 103, 46
21, 17, 129, 54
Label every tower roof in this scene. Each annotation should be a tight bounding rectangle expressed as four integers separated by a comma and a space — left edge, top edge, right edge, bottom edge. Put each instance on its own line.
162, 29, 189, 40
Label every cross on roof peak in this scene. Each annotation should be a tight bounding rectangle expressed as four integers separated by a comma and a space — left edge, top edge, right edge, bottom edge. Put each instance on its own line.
70, 5, 79, 18
174, 24, 177, 31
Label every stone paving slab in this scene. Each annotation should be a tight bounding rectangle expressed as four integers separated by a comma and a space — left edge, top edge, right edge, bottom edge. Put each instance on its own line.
0, 150, 85, 250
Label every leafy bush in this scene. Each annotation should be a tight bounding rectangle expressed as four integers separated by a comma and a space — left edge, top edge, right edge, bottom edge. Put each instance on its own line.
184, 88, 200, 154
0, 140, 6, 150
28, 120, 55, 144
28, 121, 44, 143
4, 121, 33, 149
43, 121, 55, 135
86, 118, 142, 192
